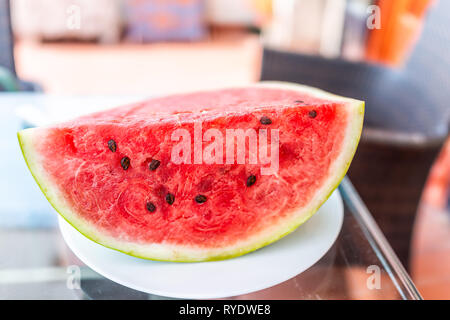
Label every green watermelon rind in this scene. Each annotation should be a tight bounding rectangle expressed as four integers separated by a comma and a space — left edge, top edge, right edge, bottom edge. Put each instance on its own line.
17, 82, 364, 262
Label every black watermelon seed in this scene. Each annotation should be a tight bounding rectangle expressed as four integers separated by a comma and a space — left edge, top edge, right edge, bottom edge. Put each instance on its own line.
146, 202, 156, 212
246, 175, 257, 187
149, 159, 161, 171
294, 100, 304, 103
260, 116, 272, 125
107, 139, 117, 152
120, 156, 130, 170
309, 110, 317, 118
195, 195, 207, 204
166, 193, 175, 205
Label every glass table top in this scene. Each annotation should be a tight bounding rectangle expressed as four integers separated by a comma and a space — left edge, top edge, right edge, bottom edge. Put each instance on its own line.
0, 94, 422, 300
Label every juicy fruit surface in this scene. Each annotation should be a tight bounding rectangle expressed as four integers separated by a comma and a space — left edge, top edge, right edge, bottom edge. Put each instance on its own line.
19, 83, 364, 261
18, 82, 364, 262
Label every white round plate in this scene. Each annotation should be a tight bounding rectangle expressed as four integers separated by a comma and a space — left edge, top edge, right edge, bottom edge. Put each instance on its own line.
59, 190, 343, 299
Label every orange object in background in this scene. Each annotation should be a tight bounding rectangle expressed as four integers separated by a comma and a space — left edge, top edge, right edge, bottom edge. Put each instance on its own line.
382, 12, 422, 66
378, 0, 411, 65
412, 138, 450, 299
365, 0, 394, 62
410, 0, 435, 16
366, 0, 434, 67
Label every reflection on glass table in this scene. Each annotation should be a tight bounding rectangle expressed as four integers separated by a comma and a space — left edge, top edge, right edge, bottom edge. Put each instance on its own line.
0, 94, 421, 300
0, 178, 422, 300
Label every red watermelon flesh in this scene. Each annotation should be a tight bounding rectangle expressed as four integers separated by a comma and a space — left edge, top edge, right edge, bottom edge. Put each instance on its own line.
18, 82, 364, 261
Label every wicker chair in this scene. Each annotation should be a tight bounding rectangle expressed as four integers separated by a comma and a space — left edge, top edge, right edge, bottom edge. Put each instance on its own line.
260, 2, 449, 269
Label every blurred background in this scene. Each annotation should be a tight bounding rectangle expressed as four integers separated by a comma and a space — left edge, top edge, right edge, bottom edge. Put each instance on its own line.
0, 0, 449, 299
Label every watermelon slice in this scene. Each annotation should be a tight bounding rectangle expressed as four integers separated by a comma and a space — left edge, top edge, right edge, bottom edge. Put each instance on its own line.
18, 82, 364, 262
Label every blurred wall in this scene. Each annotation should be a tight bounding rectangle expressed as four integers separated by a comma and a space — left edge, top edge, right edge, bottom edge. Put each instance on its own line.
12, 0, 122, 43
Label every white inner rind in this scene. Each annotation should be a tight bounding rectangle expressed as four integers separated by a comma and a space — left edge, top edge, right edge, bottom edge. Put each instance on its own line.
18, 81, 364, 262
